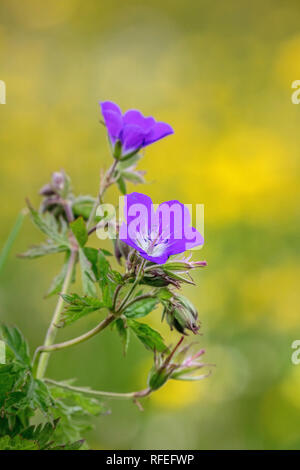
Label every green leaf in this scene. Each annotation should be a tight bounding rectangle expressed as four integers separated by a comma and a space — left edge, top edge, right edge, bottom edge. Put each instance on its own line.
70, 217, 88, 247
49, 383, 103, 445
0, 325, 30, 365
61, 293, 104, 326
118, 153, 142, 170
27, 202, 69, 246
0, 419, 84, 450
83, 247, 113, 279
123, 297, 158, 319
18, 242, 68, 259
114, 318, 130, 355
3, 374, 53, 417
79, 248, 96, 296
0, 363, 23, 401
122, 170, 145, 184
116, 176, 127, 195
0, 361, 53, 421
128, 319, 168, 353
0, 434, 39, 450
157, 288, 173, 301
72, 196, 97, 221
32, 379, 54, 415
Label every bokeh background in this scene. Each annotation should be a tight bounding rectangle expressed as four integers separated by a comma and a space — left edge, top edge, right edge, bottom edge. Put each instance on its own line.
1, 0, 300, 450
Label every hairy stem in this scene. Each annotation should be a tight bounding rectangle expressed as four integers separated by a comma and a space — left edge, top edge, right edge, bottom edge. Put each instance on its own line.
116, 259, 146, 313
33, 314, 115, 373
35, 249, 77, 379
86, 160, 118, 230
44, 378, 151, 400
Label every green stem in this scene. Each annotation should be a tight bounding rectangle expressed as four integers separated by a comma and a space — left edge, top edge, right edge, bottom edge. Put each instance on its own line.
0, 209, 27, 276
44, 378, 151, 400
35, 249, 77, 379
121, 293, 156, 311
86, 160, 118, 230
33, 313, 115, 374
116, 259, 146, 313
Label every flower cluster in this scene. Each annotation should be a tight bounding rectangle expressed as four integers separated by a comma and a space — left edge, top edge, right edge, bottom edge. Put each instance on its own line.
0, 100, 209, 450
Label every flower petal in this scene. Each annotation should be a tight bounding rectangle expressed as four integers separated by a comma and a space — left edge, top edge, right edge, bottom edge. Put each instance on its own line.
155, 200, 204, 252
99, 101, 122, 116
123, 110, 155, 132
144, 122, 174, 146
119, 192, 155, 248
121, 124, 146, 154
101, 110, 123, 144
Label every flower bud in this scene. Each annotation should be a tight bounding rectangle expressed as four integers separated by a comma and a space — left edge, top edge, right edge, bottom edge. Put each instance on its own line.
163, 294, 199, 335
114, 237, 132, 265
39, 183, 56, 196
52, 171, 65, 192
147, 366, 170, 391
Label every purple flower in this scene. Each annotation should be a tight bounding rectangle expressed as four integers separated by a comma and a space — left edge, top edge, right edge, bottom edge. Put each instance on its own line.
99, 101, 174, 159
119, 192, 204, 264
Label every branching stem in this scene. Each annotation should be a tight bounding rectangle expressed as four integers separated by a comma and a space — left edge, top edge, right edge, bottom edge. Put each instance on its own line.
44, 378, 151, 400
86, 159, 118, 230
33, 313, 115, 375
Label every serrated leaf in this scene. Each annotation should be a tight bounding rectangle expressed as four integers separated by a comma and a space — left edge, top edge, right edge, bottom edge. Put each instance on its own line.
83, 247, 113, 280
70, 217, 88, 247
0, 419, 84, 450
115, 318, 130, 355
79, 248, 96, 296
0, 363, 22, 401
27, 202, 69, 246
0, 434, 39, 450
32, 379, 54, 415
61, 293, 104, 326
18, 242, 67, 259
3, 374, 53, 417
49, 383, 103, 445
128, 319, 167, 353
0, 325, 30, 365
123, 297, 158, 319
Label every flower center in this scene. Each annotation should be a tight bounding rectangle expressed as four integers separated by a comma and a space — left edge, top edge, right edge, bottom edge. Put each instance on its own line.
135, 227, 169, 257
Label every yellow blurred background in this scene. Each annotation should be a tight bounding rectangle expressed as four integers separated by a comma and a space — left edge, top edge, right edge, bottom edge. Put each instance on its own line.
1, 0, 300, 449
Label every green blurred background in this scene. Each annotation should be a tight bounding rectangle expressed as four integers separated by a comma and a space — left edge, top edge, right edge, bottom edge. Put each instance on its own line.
1, 0, 300, 449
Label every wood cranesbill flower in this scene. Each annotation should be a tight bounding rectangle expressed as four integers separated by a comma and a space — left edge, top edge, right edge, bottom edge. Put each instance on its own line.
119, 192, 204, 264
100, 101, 174, 159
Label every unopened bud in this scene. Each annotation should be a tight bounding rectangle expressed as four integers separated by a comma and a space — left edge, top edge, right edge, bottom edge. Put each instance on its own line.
114, 237, 132, 265
147, 366, 170, 391
39, 183, 56, 196
163, 294, 199, 335
52, 171, 65, 192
